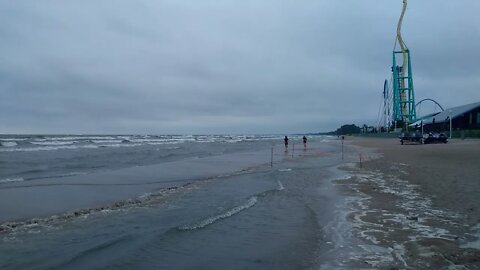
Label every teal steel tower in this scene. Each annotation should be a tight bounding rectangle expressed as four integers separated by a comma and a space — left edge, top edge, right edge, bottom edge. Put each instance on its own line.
392, 50, 416, 123
392, 0, 416, 126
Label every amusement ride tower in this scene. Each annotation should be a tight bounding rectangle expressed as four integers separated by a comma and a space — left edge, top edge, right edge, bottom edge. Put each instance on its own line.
392, 0, 417, 128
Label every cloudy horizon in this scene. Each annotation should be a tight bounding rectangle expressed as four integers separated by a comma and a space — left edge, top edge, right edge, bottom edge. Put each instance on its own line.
1, 0, 479, 134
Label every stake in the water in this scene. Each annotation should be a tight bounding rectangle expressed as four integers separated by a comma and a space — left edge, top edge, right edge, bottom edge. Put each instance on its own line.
270, 146, 274, 168
341, 136, 344, 160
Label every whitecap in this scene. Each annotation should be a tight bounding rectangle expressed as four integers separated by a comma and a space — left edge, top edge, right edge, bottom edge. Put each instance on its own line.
0, 177, 24, 184
179, 197, 257, 230
277, 180, 285, 190
0, 141, 18, 147
91, 139, 123, 144
0, 144, 99, 152
30, 141, 75, 146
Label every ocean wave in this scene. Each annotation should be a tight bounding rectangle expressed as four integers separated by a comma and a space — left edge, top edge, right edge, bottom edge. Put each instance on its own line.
97, 143, 142, 148
0, 141, 17, 147
165, 146, 182, 150
30, 141, 76, 146
0, 184, 189, 234
0, 138, 28, 141
129, 138, 171, 143
0, 134, 291, 152
178, 196, 257, 230
0, 177, 24, 184
91, 139, 123, 144
0, 142, 146, 152
277, 180, 285, 190
0, 144, 99, 152
49, 136, 117, 141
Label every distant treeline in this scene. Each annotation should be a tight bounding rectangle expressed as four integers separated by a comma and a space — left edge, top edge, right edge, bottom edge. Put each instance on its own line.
318, 124, 361, 135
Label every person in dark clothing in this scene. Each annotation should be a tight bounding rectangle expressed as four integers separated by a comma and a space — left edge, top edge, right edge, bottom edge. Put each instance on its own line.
284, 136, 289, 150
302, 136, 307, 148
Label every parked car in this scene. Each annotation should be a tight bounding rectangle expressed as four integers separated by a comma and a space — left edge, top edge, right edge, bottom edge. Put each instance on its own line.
423, 132, 448, 144
399, 132, 448, 145
399, 132, 423, 145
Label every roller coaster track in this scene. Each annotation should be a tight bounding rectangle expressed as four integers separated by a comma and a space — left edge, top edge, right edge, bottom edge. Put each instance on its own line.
397, 0, 408, 60
397, 0, 408, 115
415, 98, 445, 111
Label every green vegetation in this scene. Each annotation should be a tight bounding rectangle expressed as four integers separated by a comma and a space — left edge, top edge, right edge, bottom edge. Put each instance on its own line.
318, 124, 361, 135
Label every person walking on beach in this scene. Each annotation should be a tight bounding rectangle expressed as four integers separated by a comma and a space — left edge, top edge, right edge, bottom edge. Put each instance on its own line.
284, 136, 289, 150
302, 136, 307, 148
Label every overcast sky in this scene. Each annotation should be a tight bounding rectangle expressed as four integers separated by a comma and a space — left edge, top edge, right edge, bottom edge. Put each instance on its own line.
1, 1, 479, 134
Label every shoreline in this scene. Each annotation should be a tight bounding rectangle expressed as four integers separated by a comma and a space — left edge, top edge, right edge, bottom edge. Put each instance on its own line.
337, 137, 480, 268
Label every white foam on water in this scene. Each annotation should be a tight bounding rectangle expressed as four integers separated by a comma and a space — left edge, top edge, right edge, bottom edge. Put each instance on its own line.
97, 143, 142, 148
91, 139, 123, 144
352, 171, 459, 240
336, 166, 468, 268
0, 138, 28, 141
51, 136, 117, 141
165, 146, 182, 150
179, 197, 257, 230
0, 134, 288, 153
0, 141, 17, 147
392, 244, 409, 268
0, 177, 24, 184
30, 141, 76, 146
359, 228, 383, 244
356, 244, 395, 267
461, 224, 480, 249
278, 168, 292, 172
276, 180, 285, 191
0, 144, 100, 152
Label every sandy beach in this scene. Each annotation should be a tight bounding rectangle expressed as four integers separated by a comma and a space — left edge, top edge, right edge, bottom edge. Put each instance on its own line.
338, 136, 480, 269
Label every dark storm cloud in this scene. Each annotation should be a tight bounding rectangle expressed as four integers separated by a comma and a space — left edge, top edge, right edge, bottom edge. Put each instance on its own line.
0, 0, 479, 134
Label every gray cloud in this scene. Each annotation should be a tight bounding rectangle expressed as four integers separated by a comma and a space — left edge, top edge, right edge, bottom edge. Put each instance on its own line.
1, 0, 479, 134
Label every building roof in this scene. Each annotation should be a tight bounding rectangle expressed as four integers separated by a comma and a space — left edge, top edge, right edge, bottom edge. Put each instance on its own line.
411, 101, 480, 126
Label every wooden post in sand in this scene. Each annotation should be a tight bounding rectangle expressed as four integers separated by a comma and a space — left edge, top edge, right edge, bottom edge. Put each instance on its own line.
271, 147, 274, 168
421, 120, 424, 144
292, 143, 295, 158
359, 153, 362, 168
341, 136, 344, 160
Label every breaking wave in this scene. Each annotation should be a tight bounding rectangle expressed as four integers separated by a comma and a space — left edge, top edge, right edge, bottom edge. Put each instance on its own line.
179, 196, 257, 230
0, 184, 190, 234
277, 180, 285, 190
0, 134, 291, 152
0, 177, 24, 184
0, 141, 17, 147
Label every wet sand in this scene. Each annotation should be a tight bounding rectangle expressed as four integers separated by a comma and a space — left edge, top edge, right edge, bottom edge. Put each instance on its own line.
339, 137, 480, 269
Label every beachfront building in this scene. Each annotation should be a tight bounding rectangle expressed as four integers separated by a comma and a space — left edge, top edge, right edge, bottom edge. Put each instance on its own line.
410, 101, 480, 136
